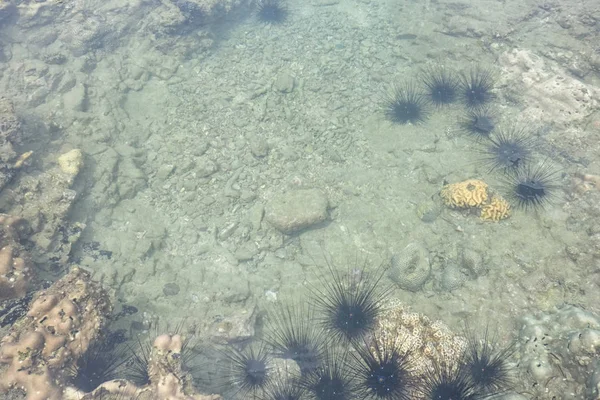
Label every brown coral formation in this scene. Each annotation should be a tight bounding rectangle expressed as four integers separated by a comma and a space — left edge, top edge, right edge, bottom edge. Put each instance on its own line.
0, 267, 112, 400
1, 263, 220, 400
0, 244, 32, 301
375, 299, 467, 380
0, 214, 33, 301
480, 194, 511, 222
440, 179, 510, 222
440, 179, 489, 208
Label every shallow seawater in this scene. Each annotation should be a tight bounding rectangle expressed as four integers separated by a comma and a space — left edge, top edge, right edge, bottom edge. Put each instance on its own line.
1, 0, 600, 398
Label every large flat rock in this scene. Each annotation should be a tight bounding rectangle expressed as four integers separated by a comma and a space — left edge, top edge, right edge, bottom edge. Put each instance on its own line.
265, 189, 329, 234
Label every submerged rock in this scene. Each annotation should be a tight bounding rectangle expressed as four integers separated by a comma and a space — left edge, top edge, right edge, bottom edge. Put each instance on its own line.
58, 149, 84, 177
265, 189, 329, 234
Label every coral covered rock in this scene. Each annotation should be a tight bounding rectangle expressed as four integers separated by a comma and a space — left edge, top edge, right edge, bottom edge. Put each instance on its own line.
58, 149, 84, 179
499, 49, 598, 128
440, 261, 468, 292
375, 299, 467, 378
2, 266, 220, 400
388, 243, 431, 292
0, 267, 112, 400
516, 305, 600, 398
151, 334, 200, 399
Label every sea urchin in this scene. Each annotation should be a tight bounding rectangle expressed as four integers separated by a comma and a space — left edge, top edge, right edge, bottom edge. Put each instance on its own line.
421, 66, 459, 107
265, 302, 326, 375
478, 127, 533, 173
463, 324, 516, 395
68, 340, 129, 393
383, 83, 430, 125
503, 161, 561, 211
350, 337, 417, 400
301, 348, 356, 400
420, 362, 478, 400
459, 66, 496, 109
256, 0, 288, 24
310, 261, 390, 343
459, 107, 496, 142
220, 343, 272, 397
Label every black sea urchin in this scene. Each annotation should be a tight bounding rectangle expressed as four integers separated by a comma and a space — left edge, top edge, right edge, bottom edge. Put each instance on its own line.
383, 83, 430, 125
460, 66, 496, 109
421, 66, 459, 107
420, 362, 478, 400
301, 348, 356, 400
69, 339, 129, 392
350, 337, 417, 400
310, 261, 390, 343
124, 334, 152, 386
459, 107, 496, 142
478, 127, 533, 173
265, 302, 326, 375
503, 161, 561, 211
463, 324, 516, 396
257, 0, 289, 24
221, 343, 272, 398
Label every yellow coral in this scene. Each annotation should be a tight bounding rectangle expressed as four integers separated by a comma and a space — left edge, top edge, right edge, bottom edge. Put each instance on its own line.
440, 179, 488, 208
480, 194, 511, 222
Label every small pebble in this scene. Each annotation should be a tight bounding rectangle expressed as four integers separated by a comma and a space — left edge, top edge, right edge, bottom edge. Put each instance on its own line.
250, 138, 269, 158
156, 164, 174, 181
196, 158, 218, 178
265, 290, 278, 302
163, 282, 180, 296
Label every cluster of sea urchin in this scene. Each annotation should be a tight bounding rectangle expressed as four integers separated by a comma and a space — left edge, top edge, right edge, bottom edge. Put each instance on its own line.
467, 114, 560, 213
393, 61, 562, 214
214, 259, 517, 400
382, 61, 561, 213
248, 0, 560, 212
383, 65, 496, 127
